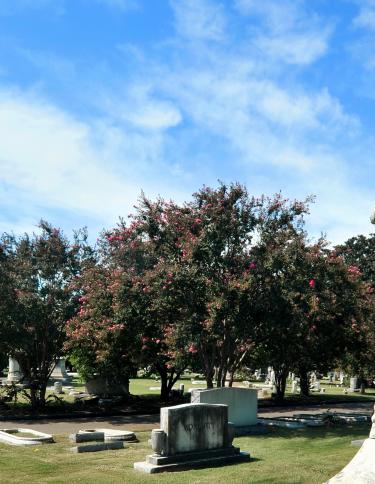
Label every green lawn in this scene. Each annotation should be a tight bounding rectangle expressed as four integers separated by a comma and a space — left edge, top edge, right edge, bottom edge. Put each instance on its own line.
0, 424, 369, 483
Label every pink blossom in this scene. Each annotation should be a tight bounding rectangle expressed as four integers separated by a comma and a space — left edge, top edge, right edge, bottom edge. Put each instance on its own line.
309, 279, 316, 288
348, 265, 361, 275
249, 262, 257, 270
188, 344, 198, 354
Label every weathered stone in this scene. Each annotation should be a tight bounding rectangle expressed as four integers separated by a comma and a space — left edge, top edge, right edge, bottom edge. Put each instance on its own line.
151, 429, 166, 454
51, 358, 69, 381
54, 381, 63, 394
70, 441, 124, 453
85, 375, 129, 396
160, 403, 229, 455
349, 377, 359, 392
134, 450, 250, 474
69, 432, 104, 443
134, 403, 250, 473
79, 428, 137, 442
0, 428, 54, 446
7, 357, 22, 383
190, 387, 257, 427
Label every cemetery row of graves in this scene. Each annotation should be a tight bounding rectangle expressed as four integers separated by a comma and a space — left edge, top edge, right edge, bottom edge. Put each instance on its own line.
0, 183, 374, 411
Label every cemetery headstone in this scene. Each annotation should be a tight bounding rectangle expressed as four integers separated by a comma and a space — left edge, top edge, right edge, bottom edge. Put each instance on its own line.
51, 358, 69, 381
191, 387, 257, 427
7, 357, 22, 383
134, 403, 250, 473
349, 377, 359, 392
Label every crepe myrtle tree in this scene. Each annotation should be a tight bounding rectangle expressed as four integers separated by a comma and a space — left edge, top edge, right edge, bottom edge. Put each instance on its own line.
334, 217, 375, 387
127, 185, 316, 390
0, 221, 92, 409
119, 184, 315, 389
251, 225, 373, 400
122, 183, 262, 389
67, 197, 201, 400
66, 264, 138, 392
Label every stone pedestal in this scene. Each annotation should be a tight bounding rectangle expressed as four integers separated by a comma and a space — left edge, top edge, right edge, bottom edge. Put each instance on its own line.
7, 357, 22, 383
134, 403, 250, 473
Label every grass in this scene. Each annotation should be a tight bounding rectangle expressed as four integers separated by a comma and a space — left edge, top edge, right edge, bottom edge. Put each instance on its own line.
0, 424, 369, 483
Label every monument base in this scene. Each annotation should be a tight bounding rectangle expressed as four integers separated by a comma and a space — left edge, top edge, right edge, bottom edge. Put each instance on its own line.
134, 446, 250, 473
325, 438, 375, 483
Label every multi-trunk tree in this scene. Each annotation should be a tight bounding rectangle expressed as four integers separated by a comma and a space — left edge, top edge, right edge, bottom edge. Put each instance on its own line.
0, 221, 90, 409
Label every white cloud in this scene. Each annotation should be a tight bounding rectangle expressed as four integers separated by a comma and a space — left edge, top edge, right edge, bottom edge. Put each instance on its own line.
0, 88, 188, 235
170, 0, 226, 41
101, 84, 182, 130
1, 0, 371, 246
353, 0, 375, 30
235, 0, 331, 65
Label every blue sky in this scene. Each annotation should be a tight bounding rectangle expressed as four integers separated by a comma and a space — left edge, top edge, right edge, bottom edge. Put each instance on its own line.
0, 0, 374, 244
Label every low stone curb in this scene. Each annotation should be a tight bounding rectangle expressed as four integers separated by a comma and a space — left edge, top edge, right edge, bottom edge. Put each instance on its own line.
70, 441, 124, 453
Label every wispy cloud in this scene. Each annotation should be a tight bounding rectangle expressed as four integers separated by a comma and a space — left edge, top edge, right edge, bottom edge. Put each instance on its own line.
170, 0, 226, 42
235, 0, 331, 65
0, 0, 373, 245
353, 0, 375, 30
0, 87, 189, 235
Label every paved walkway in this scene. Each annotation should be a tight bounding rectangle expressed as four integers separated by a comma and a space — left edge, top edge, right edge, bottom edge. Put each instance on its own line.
0, 401, 373, 434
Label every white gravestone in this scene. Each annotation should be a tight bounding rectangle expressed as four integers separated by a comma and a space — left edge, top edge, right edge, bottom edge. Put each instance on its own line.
134, 403, 250, 473
7, 357, 22, 383
191, 387, 257, 427
349, 377, 359, 392
51, 358, 69, 381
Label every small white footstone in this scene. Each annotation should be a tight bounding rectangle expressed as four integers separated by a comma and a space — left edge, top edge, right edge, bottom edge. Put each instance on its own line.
325, 438, 375, 483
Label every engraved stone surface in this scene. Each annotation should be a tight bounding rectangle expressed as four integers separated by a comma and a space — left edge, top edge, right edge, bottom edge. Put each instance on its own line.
191, 387, 258, 427
134, 402, 250, 473
160, 403, 228, 455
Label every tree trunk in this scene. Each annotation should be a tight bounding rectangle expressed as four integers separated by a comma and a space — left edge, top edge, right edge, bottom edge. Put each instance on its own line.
157, 366, 169, 401
228, 370, 234, 387
274, 366, 288, 401
206, 373, 214, 388
200, 343, 215, 388
299, 367, 310, 397
216, 367, 223, 388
